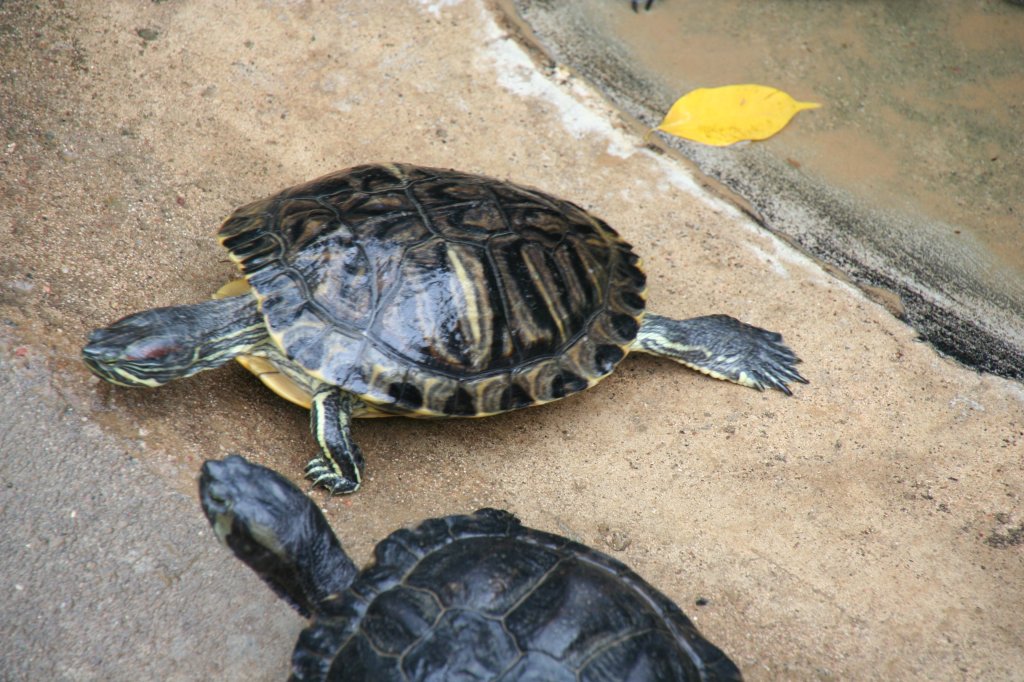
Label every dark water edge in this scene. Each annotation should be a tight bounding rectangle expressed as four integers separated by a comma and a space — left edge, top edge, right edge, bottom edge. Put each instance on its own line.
502, 0, 1024, 380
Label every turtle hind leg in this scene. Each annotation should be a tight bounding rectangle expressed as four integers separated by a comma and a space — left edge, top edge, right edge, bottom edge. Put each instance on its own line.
635, 313, 808, 394
306, 386, 366, 494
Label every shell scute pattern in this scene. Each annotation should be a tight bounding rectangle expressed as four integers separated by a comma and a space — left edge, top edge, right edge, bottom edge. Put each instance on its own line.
218, 164, 647, 417
404, 538, 561, 616
291, 510, 723, 680
359, 587, 442, 656
400, 611, 519, 680
277, 198, 341, 253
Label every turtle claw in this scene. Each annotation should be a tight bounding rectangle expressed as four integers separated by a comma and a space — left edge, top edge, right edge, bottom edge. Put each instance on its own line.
631, 0, 655, 11
305, 457, 361, 495
737, 331, 808, 395
742, 364, 807, 396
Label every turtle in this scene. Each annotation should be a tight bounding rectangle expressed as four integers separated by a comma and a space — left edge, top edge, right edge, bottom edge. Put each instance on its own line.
199, 454, 743, 681
83, 163, 806, 494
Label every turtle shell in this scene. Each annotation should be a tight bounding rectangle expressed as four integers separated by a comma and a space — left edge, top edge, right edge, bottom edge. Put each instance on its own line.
292, 509, 741, 681
218, 164, 647, 417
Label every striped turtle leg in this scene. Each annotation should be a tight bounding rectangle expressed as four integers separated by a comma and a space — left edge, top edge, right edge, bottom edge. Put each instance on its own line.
634, 313, 808, 395
305, 386, 365, 494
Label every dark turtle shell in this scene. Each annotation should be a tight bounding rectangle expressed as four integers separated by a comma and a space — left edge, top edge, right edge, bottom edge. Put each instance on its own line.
218, 164, 647, 417
292, 509, 741, 681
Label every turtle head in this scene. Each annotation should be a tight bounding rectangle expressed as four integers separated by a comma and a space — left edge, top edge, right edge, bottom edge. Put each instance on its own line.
82, 307, 200, 387
199, 455, 358, 619
82, 296, 265, 388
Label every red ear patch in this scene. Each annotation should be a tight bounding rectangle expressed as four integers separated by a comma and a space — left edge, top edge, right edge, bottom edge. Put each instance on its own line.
127, 339, 184, 362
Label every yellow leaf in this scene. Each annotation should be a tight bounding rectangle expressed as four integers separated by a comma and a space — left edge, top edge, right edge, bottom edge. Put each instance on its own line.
656, 84, 821, 146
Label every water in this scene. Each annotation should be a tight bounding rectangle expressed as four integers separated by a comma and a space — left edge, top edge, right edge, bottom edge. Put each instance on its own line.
610, 0, 1023, 269
507, 0, 1024, 378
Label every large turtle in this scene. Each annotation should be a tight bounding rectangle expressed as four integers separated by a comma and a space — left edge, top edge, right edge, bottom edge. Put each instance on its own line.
83, 163, 806, 494
199, 454, 743, 681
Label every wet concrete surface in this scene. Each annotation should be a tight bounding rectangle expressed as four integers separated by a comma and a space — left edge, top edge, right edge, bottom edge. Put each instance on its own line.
1, 1, 1023, 680
509, 0, 1024, 380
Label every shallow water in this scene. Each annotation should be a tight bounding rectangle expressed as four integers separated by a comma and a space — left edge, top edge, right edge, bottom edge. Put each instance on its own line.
510, 0, 1024, 377
604, 0, 1024, 272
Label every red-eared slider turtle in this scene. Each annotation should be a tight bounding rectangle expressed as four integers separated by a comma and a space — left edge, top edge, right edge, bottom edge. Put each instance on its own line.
83, 163, 806, 494
199, 454, 743, 681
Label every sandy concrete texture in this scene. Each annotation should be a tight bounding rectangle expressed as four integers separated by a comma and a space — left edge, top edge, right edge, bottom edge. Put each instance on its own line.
0, 1, 1021, 679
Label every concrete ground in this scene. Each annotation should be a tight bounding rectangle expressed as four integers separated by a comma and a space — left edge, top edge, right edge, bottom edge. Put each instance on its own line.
1, 1, 1021, 680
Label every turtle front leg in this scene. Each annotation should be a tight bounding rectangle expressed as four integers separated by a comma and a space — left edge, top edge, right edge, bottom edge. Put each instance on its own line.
635, 313, 808, 395
306, 386, 366, 494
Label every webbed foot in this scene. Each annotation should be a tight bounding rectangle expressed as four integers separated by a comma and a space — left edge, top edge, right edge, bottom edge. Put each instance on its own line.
636, 313, 808, 395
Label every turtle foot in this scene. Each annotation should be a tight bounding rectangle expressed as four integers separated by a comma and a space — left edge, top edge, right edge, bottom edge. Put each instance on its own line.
637, 313, 808, 395
687, 315, 808, 395
726, 324, 808, 395
305, 457, 361, 495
